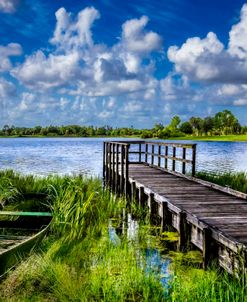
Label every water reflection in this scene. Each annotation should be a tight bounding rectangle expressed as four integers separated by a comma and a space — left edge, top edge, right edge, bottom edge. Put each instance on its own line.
109, 214, 172, 291
0, 138, 246, 176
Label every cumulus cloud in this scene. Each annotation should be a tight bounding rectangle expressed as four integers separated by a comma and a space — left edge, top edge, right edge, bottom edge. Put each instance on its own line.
0, 43, 22, 72
0, 0, 19, 13
168, 4, 247, 84
12, 51, 80, 90
228, 4, 247, 59
12, 6, 162, 101
0, 77, 16, 98
233, 99, 247, 106
121, 16, 162, 54
50, 7, 100, 51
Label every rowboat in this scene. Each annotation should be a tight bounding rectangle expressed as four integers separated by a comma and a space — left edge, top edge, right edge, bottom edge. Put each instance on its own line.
0, 211, 52, 277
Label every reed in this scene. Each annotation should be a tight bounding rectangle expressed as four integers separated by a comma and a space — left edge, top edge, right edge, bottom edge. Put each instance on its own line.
196, 171, 247, 193
0, 171, 246, 301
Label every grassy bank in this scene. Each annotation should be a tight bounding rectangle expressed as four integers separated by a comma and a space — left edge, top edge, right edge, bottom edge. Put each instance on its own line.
0, 171, 246, 301
196, 171, 247, 194
1, 134, 247, 142
166, 134, 247, 142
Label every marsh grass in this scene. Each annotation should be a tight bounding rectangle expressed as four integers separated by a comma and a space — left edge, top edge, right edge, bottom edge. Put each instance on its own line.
0, 171, 247, 301
197, 171, 247, 193
169, 265, 247, 302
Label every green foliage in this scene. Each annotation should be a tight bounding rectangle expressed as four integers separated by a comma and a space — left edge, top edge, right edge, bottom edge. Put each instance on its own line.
0, 172, 247, 301
0, 109, 246, 138
196, 171, 247, 194
169, 266, 247, 302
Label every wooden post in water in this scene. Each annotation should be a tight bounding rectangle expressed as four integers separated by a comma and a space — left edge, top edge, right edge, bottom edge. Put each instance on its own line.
203, 227, 213, 269
139, 186, 145, 207
161, 202, 172, 231
178, 211, 190, 251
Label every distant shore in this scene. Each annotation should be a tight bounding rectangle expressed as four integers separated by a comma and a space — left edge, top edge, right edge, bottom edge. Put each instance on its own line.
0, 134, 247, 142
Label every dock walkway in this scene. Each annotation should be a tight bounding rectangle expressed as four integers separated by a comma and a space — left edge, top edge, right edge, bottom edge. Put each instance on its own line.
103, 140, 247, 274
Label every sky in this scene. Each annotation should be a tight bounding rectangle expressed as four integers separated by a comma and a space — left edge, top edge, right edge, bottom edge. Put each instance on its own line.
0, 0, 247, 128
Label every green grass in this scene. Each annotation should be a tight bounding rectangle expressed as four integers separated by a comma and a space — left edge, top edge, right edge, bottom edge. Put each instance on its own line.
0, 171, 247, 301
166, 134, 247, 142
196, 171, 247, 194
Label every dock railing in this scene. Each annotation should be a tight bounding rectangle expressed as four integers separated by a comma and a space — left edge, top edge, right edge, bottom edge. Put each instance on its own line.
103, 140, 196, 194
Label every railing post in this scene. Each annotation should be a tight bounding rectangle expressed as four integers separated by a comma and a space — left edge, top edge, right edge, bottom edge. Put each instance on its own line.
182, 147, 186, 175
145, 143, 148, 163
103, 142, 106, 185
172, 146, 176, 172
106, 143, 110, 186
112, 144, 115, 192
192, 145, 196, 177
151, 144, 154, 165
115, 144, 119, 193
139, 143, 142, 162
109, 143, 113, 188
165, 146, 168, 170
124, 144, 129, 197
120, 145, 124, 194
158, 145, 161, 167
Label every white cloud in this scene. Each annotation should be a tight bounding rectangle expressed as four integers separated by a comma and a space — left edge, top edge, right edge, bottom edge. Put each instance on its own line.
0, 77, 16, 98
19, 92, 36, 111
0, 43, 22, 72
233, 99, 247, 106
0, 0, 19, 13
12, 6, 162, 101
167, 4, 247, 84
12, 50, 80, 90
121, 16, 162, 54
228, 4, 247, 59
50, 7, 100, 51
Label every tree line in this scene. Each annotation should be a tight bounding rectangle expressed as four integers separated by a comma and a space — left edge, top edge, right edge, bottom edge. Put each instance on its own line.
0, 110, 246, 138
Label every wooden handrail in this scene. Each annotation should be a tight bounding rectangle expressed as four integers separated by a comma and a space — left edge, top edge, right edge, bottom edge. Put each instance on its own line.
103, 141, 197, 192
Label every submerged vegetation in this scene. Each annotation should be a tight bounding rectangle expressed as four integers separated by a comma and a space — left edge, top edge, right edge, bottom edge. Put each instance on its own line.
1, 109, 247, 140
0, 171, 246, 301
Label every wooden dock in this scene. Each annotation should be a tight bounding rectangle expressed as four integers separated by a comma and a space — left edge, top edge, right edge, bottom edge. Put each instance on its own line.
103, 140, 247, 274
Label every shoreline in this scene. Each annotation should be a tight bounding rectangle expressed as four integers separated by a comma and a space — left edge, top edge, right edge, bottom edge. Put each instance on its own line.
0, 134, 247, 142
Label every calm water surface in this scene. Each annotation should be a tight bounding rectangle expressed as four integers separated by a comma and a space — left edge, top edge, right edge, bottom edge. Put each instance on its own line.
0, 137, 246, 176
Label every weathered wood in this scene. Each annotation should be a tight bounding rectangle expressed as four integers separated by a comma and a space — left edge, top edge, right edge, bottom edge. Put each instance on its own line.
139, 186, 145, 207
203, 227, 213, 269
104, 140, 247, 274
178, 211, 190, 251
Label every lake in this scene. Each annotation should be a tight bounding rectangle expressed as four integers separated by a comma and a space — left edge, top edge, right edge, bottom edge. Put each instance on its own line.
0, 137, 246, 176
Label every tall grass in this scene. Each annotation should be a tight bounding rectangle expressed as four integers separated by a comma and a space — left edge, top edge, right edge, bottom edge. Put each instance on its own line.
168, 265, 247, 302
0, 171, 247, 301
196, 171, 247, 194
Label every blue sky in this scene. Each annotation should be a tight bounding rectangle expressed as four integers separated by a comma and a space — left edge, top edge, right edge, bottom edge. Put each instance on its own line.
0, 0, 247, 127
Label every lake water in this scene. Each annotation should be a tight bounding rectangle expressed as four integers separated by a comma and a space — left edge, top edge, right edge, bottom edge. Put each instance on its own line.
0, 137, 246, 176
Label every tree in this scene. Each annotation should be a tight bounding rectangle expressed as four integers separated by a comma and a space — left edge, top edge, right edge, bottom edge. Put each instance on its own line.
180, 122, 193, 134
202, 117, 214, 135
189, 117, 203, 136
169, 116, 181, 131
214, 110, 239, 135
